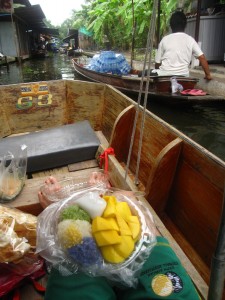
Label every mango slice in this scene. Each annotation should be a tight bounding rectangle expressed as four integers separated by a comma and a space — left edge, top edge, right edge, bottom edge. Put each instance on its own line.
100, 245, 124, 263
116, 201, 132, 221
127, 217, 141, 240
126, 215, 139, 223
92, 195, 142, 264
103, 197, 117, 218
113, 235, 135, 258
103, 195, 117, 204
92, 217, 119, 232
93, 230, 122, 246
115, 213, 132, 236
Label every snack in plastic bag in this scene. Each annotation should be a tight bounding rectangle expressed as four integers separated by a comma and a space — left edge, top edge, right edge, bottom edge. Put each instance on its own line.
36, 179, 156, 287
0, 144, 27, 202
0, 216, 30, 263
0, 205, 37, 263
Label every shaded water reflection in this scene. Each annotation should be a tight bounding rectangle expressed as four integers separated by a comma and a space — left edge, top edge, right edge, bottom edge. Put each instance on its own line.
0, 53, 76, 84
147, 101, 225, 161
0, 53, 224, 161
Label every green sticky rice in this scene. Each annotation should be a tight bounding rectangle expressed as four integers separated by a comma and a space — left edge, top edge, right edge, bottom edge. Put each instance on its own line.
59, 205, 91, 223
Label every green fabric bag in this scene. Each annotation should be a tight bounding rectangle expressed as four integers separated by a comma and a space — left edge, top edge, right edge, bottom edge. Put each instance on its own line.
45, 271, 116, 300
121, 237, 201, 300
44, 237, 201, 300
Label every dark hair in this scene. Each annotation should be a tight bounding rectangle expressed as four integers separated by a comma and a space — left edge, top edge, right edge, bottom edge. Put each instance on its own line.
170, 11, 187, 32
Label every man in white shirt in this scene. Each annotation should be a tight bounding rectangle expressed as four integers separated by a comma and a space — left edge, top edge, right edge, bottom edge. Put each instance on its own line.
155, 11, 212, 80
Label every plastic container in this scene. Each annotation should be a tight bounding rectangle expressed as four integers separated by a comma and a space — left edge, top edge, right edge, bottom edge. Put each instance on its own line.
37, 183, 156, 287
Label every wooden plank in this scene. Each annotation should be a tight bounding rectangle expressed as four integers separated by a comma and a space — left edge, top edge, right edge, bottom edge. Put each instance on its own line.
162, 215, 210, 284
115, 108, 179, 189
66, 80, 105, 131
68, 159, 98, 172
0, 81, 68, 134
0, 106, 11, 137
145, 137, 182, 214
149, 91, 225, 105
95, 131, 109, 146
102, 86, 135, 141
181, 140, 225, 189
31, 166, 70, 179
10, 167, 101, 215
167, 160, 222, 270
110, 105, 136, 162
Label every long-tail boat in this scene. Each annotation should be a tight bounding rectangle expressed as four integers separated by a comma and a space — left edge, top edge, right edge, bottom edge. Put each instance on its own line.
0, 79, 224, 299
72, 58, 199, 95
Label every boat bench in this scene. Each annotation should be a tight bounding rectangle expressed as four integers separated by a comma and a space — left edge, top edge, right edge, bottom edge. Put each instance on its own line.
0, 120, 100, 173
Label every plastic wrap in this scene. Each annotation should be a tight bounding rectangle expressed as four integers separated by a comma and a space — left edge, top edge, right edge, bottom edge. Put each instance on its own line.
0, 253, 45, 297
0, 144, 27, 202
36, 178, 156, 287
86, 51, 131, 75
0, 205, 37, 263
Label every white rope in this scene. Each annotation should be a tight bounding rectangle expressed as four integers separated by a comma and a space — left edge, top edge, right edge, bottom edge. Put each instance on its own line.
125, 0, 159, 184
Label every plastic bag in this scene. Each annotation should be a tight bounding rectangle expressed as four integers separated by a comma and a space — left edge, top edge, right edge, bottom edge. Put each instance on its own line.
36, 179, 156, 287
170, 76, 183, 93
0, 253, 45, 297
0, 205, 37, 263
0, 144, 27, 202
39, 172, 110, 204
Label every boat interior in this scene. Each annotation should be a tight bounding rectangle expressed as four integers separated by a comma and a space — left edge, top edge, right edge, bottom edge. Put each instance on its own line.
0, 79, 224, 299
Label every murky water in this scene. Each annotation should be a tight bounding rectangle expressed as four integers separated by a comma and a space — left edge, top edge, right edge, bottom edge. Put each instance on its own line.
147, 101, 225, 161
1, 53, 224, 161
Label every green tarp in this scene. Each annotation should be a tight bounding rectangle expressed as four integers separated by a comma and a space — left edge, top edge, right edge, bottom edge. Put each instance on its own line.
79, 27, 93, 37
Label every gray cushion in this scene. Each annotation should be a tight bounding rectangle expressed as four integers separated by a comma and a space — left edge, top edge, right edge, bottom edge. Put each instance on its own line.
0, 121, 100, 173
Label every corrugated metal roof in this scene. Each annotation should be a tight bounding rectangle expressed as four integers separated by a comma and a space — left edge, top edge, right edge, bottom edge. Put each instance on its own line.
13, 3, 59, 36
0, 3, 59, 36
14, 4, 46, 29
14, 0, 31, 7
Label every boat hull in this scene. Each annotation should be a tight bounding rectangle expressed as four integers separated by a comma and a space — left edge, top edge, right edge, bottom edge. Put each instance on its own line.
0, 79, 224, 299
72, 58, 198, 95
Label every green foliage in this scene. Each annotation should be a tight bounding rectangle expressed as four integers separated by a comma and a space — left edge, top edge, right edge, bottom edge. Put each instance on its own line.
56, 0, 193, 51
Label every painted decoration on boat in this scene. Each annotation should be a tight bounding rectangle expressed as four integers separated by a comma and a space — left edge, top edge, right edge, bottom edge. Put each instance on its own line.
17, 83, 52, 110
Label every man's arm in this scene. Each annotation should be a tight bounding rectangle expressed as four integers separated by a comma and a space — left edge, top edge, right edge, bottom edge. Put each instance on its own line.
198, 54, 212, 80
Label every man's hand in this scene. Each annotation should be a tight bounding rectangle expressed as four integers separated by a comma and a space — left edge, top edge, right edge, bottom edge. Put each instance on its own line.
204, 74, 212, 81
198, 54, 212, 81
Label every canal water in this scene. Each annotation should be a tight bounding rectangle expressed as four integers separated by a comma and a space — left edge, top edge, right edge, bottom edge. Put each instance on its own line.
1, 53, 225, 162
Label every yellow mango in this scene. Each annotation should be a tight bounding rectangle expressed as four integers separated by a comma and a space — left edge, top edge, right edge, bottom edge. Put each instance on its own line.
127, 219, 141, 240
103, 197, 117, 218
103, 195, 117, 204
116, 201, 132, 221
93, 230, 122, 247
113, 235, 135, 258
92, 217, 119, 232
115, 214, 132, 236
126, 215, 140, 224
100, 245, 125, 263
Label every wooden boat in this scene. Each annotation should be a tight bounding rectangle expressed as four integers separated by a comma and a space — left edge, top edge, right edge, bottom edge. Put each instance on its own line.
67, 49, 83, 57
0, 79, 225, 299
72, 58, 199, 95
31, 49, 47, 59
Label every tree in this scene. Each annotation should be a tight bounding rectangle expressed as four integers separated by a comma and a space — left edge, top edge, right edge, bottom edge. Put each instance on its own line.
59, 0, 193, 51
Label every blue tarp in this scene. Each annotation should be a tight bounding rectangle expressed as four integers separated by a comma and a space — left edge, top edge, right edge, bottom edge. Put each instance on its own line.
86, 51, 131, 75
